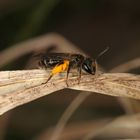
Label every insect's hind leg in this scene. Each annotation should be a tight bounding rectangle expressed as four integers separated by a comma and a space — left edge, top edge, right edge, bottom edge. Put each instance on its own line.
43, 60, 70, 85
40, 72, 53, 86
44, 74, 53, 84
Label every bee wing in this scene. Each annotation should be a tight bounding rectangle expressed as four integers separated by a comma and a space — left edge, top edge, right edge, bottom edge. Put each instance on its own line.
43, 53, 71, 60
37, 53, 70, 68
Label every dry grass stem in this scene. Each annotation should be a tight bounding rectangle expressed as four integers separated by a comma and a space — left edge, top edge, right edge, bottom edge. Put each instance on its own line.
49, 92, 91, 140
110, 57, 140, 72
110, 56, 140, 114
34, 119, 111, 140
34, 114, 140, 140
0, 33, 84, 67
0, 69, 139, 115
50, 57, 140, 140
83, 113, 140, 139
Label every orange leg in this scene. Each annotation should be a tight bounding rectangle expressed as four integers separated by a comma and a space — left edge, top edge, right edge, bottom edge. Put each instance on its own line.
43, 60, 70, 85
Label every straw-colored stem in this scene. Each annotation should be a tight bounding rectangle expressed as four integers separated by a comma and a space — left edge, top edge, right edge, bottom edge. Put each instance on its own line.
0, 69, 139, 115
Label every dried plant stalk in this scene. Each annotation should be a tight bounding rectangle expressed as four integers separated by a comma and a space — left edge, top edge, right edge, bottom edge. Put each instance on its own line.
0, 69, 139, 115
83, 113, 140, 139
110, 57, 140, 72
0, 33, 84, 67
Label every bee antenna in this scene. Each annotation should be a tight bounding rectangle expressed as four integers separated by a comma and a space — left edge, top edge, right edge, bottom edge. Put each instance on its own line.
95, 46, 109, 60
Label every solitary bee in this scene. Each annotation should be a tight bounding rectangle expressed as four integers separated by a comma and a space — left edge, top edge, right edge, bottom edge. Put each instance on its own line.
38, 48, 109, 85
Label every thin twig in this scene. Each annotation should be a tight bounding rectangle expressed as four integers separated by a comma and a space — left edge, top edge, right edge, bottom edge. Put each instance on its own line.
0, 69, 139, 116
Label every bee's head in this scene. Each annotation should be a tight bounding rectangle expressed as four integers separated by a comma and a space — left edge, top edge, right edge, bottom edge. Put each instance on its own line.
82, 58, 96, 75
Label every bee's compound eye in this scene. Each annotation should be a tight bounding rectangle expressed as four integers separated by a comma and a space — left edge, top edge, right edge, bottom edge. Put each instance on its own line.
82, 58, 96, 74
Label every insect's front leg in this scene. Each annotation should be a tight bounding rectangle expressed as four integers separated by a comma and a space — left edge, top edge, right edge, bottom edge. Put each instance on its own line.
77, 65, 82, 84
94, 60, 100, 76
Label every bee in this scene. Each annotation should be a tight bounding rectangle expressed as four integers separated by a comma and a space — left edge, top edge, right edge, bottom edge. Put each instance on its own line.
38, 48, 109, 85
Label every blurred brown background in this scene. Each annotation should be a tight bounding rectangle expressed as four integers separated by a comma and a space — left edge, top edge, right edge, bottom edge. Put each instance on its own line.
0, 0, 140, 140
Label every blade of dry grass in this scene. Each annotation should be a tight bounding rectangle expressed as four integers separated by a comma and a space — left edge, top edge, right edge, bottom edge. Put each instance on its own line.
110, 57, 140, 72
49, 92, 91, 140
0, 69, 139, 116
34, 119, 111, 140
83, 113, 140, 140
81, 58, 140, 140
110, 57, 140, 114
0, 33, 86, 140
0, 33, 84, 68
34, 114, 140, 140
49, 56, 140, 140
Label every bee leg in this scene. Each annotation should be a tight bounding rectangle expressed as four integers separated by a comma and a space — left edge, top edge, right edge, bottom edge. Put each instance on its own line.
43, 62, 62, 85
95, 60, 98, 75
94, 60, 101, 79
66, 64, 71, 87
45, 74, 53, 84
77, 65, 82, 84
94, 60, 100, 76
42, 60, 70, 86
41, 74, 53, 86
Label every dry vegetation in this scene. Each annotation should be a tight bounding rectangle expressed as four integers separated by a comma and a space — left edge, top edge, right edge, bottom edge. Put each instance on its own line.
0, 1, 140, 139
0, 33, 140, 140
0, 70, 139, 116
